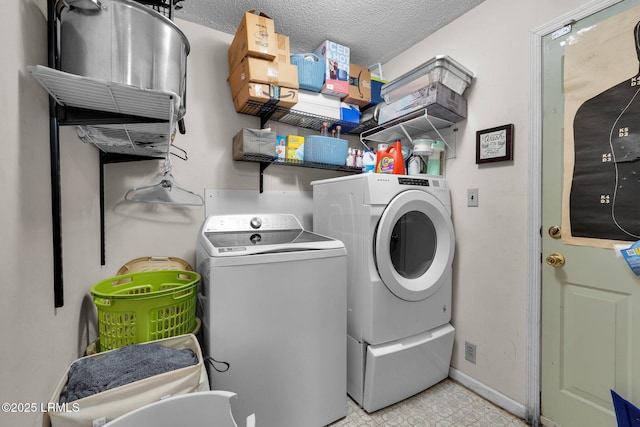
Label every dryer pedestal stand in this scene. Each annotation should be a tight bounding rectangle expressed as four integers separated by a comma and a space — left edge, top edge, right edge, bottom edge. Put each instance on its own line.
348, 323, 455, 413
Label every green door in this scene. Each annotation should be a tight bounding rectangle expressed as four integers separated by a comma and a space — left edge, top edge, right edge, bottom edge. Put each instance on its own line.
541, 1, 640, 426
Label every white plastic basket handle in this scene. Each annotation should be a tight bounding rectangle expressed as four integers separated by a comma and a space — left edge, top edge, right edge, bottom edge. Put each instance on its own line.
368, 63, 384, 80
291, 53, 320, 62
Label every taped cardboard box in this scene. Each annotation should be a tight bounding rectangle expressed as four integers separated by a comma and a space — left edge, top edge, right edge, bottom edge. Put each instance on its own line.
377, 82, 467, 124
227, 56, 299, 99
275, 33, 291, 64
228, 10, 277, 73
233, 82, 298, 114
44, 334, 205, 427
343, 63, 371, 107
233, 128, 277, 160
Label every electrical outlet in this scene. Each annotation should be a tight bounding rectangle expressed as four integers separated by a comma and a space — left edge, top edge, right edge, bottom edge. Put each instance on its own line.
465, 341, 476, 364
467, 188, 479, 207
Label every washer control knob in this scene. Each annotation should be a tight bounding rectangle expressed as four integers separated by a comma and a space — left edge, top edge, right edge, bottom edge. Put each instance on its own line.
250, 217, 262, 229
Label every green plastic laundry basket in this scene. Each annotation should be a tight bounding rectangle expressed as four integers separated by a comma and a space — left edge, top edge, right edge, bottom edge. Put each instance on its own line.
91, 270, 200, 352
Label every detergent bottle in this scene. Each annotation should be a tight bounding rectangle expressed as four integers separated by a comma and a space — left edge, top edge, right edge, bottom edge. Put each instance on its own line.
375, 140, 405, 174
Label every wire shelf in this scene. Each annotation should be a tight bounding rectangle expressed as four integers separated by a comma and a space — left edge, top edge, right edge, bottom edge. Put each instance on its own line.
28, 65, 179, 157
135, 0, 175, 19
238, 100, 378, 134
76, 122, 174, 158
28, 65, 180, 121
236, 155, 361, 173
360, 108, 458, 159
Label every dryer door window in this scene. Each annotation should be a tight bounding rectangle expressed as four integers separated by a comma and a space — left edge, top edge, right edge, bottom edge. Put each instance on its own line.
390, 210, 437, 279
375, 190, 455, 301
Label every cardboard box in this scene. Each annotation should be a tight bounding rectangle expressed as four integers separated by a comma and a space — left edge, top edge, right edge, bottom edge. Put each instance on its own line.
343, 64, 371, 107
232, 82, 298, 114
286, 135, 305, 161
228, 10, 277, 73
227, 56, 299, 98
233, 128, 277, 160
314, 40, 350, 97
275, 33, 290, 64
290, 90, 341, 120
275, 135, 287, 160
377, 82, 467, 124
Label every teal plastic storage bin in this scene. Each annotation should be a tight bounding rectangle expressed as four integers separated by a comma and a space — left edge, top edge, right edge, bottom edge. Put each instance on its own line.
291, 53, 325, 92
304, 136, 348, 165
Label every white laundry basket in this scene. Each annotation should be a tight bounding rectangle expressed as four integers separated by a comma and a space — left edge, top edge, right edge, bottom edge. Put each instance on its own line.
102, 391, 255, 427
44, 334, 206, 427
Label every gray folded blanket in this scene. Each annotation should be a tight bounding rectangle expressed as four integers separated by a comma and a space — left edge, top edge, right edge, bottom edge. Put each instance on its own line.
59, 343, 198, 403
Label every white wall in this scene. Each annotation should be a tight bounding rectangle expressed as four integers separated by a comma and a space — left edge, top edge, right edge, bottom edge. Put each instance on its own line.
2, 5, 347, 426
2, 0, 594, 426
382, 0, 592, 406
101, 20, 346, 274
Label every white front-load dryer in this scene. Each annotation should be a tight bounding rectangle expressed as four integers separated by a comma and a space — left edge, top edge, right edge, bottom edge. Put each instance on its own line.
312, 174, 456, 412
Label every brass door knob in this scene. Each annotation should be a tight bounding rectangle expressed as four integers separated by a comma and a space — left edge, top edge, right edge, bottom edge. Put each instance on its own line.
548, 225, 562, 239
545, 253, 565, 267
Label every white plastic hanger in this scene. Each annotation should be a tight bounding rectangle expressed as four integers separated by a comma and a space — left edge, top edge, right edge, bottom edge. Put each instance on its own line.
124, 157, 203, 206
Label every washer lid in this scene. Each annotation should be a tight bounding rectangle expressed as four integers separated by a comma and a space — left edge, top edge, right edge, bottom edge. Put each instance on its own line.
200, 213, 343, 256
374, 190, 455, 301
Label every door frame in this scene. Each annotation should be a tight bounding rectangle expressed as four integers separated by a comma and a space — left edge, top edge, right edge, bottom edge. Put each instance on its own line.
526, 1, 623, 425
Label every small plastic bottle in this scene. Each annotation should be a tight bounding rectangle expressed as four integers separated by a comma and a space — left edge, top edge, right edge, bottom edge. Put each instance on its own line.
346, 148, 354, 166
321, 122, 329, 137
362, 150, 376, 173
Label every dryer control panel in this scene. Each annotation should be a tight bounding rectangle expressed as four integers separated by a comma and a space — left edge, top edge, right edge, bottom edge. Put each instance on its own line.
398, 177, 431, 187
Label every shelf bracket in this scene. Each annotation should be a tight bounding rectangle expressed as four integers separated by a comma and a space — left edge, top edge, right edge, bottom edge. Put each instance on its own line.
48, 0, 63, 308
259, 100, 280, 128
424, 114, 454, 153
259, 161, 270, 193
399, 123, 412, 143
99, 152, 106, 266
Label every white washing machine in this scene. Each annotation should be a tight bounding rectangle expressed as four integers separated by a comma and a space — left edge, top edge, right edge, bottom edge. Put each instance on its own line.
195, 213, 347, 427
312, 174, 455, 412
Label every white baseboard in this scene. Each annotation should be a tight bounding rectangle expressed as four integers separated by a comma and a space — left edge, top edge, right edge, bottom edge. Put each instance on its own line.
540, 415, 564, 427
449, 367, 527, 421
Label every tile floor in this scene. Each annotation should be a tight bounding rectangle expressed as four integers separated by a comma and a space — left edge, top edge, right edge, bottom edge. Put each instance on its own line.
329, 379, 529, 427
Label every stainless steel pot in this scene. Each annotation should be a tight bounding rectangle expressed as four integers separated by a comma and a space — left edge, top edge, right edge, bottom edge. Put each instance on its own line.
56, 0, 190, 118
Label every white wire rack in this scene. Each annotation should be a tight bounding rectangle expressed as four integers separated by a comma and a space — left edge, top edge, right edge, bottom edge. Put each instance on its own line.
28, 65, 179, 157
360, 109, 458, 159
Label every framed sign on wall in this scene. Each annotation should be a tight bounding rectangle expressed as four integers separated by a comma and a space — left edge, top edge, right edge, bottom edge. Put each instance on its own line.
476, 124, 514, 164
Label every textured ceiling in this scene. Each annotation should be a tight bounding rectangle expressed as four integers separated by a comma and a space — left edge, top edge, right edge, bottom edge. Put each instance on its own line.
174, 0, 485, 67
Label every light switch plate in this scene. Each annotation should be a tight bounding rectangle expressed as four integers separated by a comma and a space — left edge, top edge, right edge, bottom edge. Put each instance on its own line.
467, 188, 479, 207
